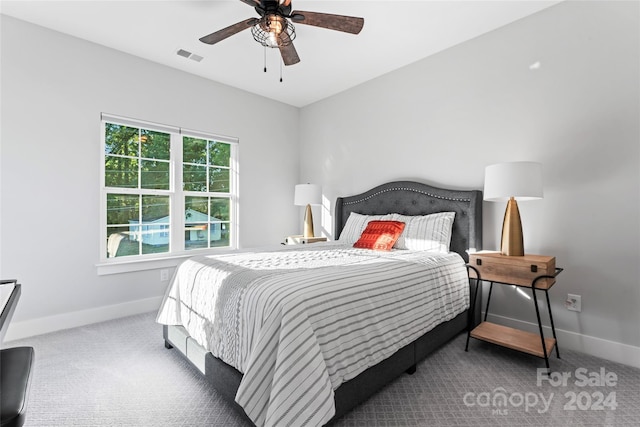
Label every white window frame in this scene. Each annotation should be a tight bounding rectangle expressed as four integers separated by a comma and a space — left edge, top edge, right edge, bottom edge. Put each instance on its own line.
97, 114, 239, 275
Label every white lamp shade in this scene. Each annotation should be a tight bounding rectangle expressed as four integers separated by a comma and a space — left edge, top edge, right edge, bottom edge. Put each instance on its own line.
484, 162, 543, 201
294, 184, 322, 206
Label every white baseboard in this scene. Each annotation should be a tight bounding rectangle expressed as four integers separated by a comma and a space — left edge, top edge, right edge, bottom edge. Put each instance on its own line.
484, 313, 640, 369
4, 296, 163, 342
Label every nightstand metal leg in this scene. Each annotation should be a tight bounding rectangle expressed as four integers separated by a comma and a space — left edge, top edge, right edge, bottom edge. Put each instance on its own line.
545, 289, 560, 359
531, 287, 550, 371
484, 282, 494, 322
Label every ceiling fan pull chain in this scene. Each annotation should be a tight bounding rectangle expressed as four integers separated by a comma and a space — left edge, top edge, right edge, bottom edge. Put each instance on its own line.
263, 46, 267, 73
280, 58, 283, 83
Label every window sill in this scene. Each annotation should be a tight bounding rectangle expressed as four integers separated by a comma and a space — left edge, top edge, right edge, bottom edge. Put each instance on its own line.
96, 248, 235, 276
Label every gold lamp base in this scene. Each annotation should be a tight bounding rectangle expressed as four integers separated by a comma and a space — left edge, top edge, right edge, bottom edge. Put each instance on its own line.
303, 204, 315, 238
501, 197, 524, 256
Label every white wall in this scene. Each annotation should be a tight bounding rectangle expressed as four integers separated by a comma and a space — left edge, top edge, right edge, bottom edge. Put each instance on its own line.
0, 15, 299, 336
299, 1, 640, 365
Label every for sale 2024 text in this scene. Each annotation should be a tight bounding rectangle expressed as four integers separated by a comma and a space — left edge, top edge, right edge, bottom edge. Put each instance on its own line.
538, 367, 618, 411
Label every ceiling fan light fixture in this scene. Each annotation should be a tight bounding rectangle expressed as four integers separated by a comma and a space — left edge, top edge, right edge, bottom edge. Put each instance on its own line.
251, 14, 296, 48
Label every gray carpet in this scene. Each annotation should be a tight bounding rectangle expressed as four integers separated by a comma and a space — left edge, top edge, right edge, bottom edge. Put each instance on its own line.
8, 312, 640, 426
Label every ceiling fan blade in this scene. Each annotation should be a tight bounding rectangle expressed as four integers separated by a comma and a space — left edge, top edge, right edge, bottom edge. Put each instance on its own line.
290, 10, 364, 34
279, 41, 300, 66
199, 18, 258, 45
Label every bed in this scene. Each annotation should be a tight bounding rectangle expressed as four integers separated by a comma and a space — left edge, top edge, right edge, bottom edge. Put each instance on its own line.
157, 180, 482, 426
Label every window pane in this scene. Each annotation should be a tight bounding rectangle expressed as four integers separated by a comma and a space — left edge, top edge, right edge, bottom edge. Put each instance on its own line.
141, 160, 170, 190
105, 156, 138, 188
183, 164, 207, 192
140, 130, 170, 160
185, 223, 208, 250
209, 141, 230, 167
209, 168, 230, 193
210, 222, 230, 247
107, 194, 139, 225
107, 226, 140, 258
139, 195, 170, 253
141, 195, 170, 222
186, 196, 209, 250
105, 123, 138, 156
183, 137, 207, 164
209, 198, 230, 222
185, 196, 208, 223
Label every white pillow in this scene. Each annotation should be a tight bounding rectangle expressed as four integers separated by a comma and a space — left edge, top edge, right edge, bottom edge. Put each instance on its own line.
338, 212, 393, 244
391, 212, 456, 252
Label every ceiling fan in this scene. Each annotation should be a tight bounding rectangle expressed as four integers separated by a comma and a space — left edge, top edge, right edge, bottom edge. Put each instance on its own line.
199, 0, 364, 66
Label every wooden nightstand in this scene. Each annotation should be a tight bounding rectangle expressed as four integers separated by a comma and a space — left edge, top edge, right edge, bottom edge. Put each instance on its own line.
284, 235, 328, 245
465, 251, 563, 370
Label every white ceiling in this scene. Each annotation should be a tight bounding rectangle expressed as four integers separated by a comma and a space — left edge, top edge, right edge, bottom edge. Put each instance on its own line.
0, 0, 561, 107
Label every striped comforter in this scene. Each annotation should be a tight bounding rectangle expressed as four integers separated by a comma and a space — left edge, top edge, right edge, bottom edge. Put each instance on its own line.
156, 242, 469, 427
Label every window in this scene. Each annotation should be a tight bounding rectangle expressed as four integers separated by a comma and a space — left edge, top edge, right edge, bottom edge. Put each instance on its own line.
101, 114, 238, 262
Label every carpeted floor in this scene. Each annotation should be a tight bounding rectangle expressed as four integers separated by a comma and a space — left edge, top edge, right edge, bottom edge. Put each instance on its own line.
8, 312, 640, 426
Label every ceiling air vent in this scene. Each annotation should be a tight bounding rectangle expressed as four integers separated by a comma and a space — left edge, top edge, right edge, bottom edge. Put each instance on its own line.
176, 49, 203, 62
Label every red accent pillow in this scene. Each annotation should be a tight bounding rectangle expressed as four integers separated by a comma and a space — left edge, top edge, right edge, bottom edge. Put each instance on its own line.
353, 220, 406, 251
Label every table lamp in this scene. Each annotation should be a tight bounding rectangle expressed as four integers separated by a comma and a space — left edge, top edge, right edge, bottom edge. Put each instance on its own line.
294, 184, 322, 238
484, 162, 543, 256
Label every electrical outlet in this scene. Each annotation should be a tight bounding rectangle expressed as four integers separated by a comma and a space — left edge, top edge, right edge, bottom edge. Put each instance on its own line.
160, 269, 170, 282
565, 294, 581, 312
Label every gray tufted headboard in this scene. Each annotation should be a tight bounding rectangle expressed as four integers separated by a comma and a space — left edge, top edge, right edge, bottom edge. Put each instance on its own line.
335, 181, 482, 262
